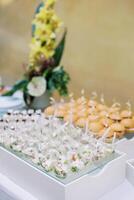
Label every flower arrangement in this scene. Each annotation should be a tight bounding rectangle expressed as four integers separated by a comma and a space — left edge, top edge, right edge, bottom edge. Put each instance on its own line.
4, 0, 70, 107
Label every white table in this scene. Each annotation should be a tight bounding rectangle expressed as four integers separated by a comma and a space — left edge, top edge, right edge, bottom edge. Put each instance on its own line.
100, 180, 134, 200
0, 172, 133, 200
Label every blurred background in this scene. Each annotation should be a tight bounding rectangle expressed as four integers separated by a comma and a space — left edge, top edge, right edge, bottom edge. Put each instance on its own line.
0, 0, 134, 105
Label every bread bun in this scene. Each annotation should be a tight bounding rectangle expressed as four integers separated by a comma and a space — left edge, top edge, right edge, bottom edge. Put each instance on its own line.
116, 131, 125, 138
109, 107, 120, 113
121, 118, 134, 129
55, 110, 66, 118
100, 118, 113, 127
75, 118, 87, 127
97, 129, 106, 137
64, 114, 78, 123
66, 108, 77, 115
120, 110, 132, 118
89, 122, 104, 132
58, 104, 69, 112
76, 105, 86, 111
44, 106, 55, 116
109, 112, 121, 121
88, 100, 98, 107
88, 115, 100, 122
110, 123, 125, 132
98, 129, 113, 138
77, 110, 89, 118
99, 110, 109, 118
88, 107, 98, 115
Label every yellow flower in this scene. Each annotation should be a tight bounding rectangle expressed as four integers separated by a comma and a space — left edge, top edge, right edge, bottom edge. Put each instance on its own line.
51, 14, 63, 30
34, 9, 52, 23
41, 48, 55, 59
45, 0, 56, 9
34, 25, 51, 39
28, 0, 63, 68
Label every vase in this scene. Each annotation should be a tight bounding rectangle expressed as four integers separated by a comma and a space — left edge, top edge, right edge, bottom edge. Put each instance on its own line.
24, 90, 51, 110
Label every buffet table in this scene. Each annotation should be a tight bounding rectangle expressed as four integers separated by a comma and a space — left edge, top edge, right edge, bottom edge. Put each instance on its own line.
100, 180, 134, 200
0, 96, 134, 200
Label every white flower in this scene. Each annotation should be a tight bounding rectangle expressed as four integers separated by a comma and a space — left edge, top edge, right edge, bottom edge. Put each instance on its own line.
27, 76, 47, 97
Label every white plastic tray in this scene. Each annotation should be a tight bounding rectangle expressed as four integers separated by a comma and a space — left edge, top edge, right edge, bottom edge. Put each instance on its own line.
116, 138, 134, 160
126, 159, 134, 187
116, 137, 134, 187
0, 147, 126, 200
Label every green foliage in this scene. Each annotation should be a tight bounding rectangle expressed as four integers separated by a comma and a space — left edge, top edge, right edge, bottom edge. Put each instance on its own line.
53, 30, 67, 67
71, 167, 78, 172
3, 79, 28, 96
47, 66, 70, 96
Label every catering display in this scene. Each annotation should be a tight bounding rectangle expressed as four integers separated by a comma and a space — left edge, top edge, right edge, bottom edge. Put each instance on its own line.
0, 110, 116, 183
0, 110, 126, 200
0, 0, 133, 198
45, 93, 134, 141
0, 95, 131, 200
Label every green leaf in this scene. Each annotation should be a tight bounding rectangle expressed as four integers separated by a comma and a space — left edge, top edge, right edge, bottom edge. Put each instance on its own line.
3, 79, 28, 96
53, 29, 67, 66
43, 68, 51, 77
47, 66, 70, 96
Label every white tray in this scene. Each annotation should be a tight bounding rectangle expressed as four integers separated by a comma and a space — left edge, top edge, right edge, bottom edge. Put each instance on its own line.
116, 137, 134, 187
126, 159, 134, 187
116, 138, 134, 160
0, 96, 24, 112
0, 147, 126, 200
